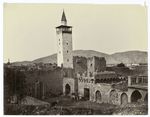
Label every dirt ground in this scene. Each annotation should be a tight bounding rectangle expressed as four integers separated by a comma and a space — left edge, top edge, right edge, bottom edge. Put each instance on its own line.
4, 95, 148, 115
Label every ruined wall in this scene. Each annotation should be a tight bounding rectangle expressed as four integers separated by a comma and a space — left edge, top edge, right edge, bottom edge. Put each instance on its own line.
87, 57, 106, 77
73, 56, 87, 77
26, 67, 63, 99
87, 57, 94, 77
95, 57, 106, 72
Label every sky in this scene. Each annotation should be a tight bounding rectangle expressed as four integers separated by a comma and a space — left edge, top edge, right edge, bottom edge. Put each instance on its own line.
3, 3, 148, 63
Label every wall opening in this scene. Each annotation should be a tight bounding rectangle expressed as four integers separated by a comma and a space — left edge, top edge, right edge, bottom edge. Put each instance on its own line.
84, 88, 90, 100
109, 90, 118, 105
131, 90, 142, 102
95, 90, 101, 103
65, 84, 70, 95
121, 93, 128, 105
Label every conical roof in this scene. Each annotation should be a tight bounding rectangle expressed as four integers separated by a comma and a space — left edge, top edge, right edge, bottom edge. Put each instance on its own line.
61, 11, 67, 21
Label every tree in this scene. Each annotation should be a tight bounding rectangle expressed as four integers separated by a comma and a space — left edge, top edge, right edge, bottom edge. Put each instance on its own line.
4, 67, 28, 102
117, 63, 126, 67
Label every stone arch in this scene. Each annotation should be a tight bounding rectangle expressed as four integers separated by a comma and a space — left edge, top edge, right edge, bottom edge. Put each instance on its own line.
109, 90, 118, 105
121, 93, 128, 105
144, 93, 148, 102
95, 90, 102, 103
131, 90, 142, 102
65, 84, 71, 95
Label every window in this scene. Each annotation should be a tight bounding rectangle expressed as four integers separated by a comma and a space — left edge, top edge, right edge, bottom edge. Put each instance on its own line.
67, 50, 68, 53
91, 64, 92, 66
67, 59, 69, 62
59, 51, 61, 54
59, 39, 60, 41
59, 43, 60, 45
66, 43, 68, 45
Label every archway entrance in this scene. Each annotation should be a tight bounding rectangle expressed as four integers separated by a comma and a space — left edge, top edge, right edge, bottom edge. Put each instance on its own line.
121, 93, 128, 105
95, 91, 101, 103
131, 90, 142, 102
65, 84, 70, 95
84, 88, 89, 100
109, 90, 118, 105
144, 93, 148, 102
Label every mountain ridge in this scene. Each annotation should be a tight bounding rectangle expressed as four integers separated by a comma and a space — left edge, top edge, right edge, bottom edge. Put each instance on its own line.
10, 50, 147, 66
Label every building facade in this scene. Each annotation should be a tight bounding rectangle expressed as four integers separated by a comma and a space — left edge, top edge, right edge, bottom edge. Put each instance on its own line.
56, 11, 148, 105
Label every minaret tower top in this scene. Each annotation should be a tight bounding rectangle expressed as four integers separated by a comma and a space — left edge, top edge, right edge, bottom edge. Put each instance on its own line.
61, 10, 67, 26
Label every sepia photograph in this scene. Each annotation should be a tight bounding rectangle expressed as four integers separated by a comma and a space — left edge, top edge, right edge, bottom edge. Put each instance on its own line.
3, 1, 148, 115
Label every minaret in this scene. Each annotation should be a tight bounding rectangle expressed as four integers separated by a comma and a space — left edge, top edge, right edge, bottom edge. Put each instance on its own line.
61, 10, 67, 26
56, 11, 73, 68
7, 58, 10, 64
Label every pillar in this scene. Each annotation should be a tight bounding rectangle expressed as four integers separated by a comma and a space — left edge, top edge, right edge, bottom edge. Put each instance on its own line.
128, 76, 131, 86
136, 77, 139, 84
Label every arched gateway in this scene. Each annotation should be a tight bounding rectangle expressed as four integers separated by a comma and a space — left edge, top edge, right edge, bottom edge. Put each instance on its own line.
131, 90, 142, 102
95, 90, 101, 103
65, 84, 71, 95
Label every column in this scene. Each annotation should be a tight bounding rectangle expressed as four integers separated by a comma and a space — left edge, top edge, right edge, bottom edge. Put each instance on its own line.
136, 77, 139, 84
128, 76, 131, 86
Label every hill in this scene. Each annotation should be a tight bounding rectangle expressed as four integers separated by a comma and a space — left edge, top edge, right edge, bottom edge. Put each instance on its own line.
10, 50, 147, 66
112, 51, 148, 64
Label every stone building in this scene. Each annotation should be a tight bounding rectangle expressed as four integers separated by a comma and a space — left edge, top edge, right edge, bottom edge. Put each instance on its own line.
56, 11, 148, 105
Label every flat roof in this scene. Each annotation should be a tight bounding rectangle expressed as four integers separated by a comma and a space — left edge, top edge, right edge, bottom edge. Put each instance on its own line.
56, 25, 72, 28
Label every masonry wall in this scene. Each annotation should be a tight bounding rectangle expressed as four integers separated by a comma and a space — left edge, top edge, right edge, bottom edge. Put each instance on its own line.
87, 57, 106, 77
26, 67, 63, 99
77, 76, 129, 105
95, 57, 106, 72
57, 33, 63, 67
62, 33, 73, 69
63, 78, 75, 95
73, 56, 87, 77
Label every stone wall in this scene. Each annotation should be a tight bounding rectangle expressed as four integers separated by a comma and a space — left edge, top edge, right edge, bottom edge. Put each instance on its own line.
63, 78, 75, 95
78, 77, 94, 99
26, 67, 63, 99
87, 56, 106, 77
62, 33, 73, 69
73, 56, 87, 77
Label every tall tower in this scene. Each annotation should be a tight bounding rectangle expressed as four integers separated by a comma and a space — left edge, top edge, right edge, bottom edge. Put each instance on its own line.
56, 11, 73, 68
